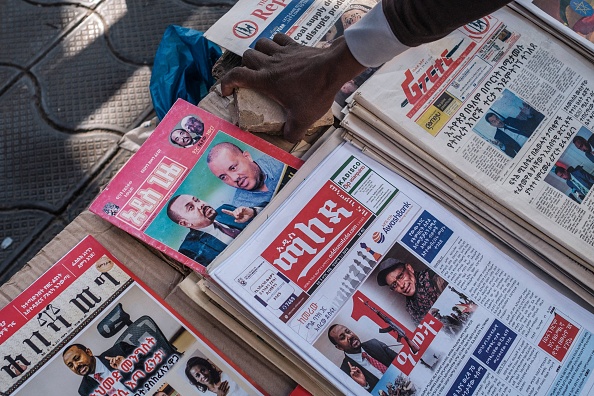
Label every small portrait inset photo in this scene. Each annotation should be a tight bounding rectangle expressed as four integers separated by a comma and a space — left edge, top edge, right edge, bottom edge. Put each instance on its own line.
472, 89, 544, 158
169, 115, 205, 148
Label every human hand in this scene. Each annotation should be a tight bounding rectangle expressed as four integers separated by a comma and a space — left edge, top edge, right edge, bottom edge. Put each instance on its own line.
222, 206, 256, 223
221, 34, 366, 142
216, 380, 230, 396
348, 362, 367, 387
105, 355, 124, 369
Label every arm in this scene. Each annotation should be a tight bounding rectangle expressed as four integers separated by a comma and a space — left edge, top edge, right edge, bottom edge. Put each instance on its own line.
221, 0, 511, 142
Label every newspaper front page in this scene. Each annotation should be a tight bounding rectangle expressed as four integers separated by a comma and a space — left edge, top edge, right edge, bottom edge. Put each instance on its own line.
210, 140, 594, 395
349, 8, 594, 271
0, 236, 264, 396
339, 115, 594, 305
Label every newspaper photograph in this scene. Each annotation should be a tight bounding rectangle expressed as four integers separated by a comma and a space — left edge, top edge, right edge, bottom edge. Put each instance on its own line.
348, 8, 594, 270
210, 141, 594, 395
0, 235, 264, 396
90, 99, 303, 274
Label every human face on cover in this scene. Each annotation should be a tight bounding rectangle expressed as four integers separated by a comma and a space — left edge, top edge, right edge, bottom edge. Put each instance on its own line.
486, 114, 504, 128
574, 136, 592, 152
208, 146, 265, 191
183, 116, 205, 135
189, 364, 212, 385
171, 195, 217, 229
385, 263, 417, 297
63, 345, 96, 376
171, 129, 194, 147
556, 168, 571, 180
330, 325, 362, 354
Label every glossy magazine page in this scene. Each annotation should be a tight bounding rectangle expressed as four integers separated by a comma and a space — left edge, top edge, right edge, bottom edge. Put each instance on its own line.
90, 99, 303, 274
0, 235, 265, 396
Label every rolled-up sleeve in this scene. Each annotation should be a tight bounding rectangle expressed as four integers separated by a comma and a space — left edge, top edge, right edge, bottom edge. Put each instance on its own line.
344, 0, 512, 67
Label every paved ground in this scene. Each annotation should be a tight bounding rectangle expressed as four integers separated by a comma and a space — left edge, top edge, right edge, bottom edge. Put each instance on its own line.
0, 0, 235, 284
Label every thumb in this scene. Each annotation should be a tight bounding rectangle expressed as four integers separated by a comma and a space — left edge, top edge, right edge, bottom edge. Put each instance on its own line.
220, 67, 260, 97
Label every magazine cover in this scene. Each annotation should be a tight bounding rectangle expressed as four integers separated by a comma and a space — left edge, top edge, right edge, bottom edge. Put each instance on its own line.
0, 235, 265, 396
90, 99, 303, 274
210, 140, 594, 395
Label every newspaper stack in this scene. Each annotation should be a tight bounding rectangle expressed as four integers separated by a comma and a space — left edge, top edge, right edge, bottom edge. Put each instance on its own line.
339, 7, 594, 305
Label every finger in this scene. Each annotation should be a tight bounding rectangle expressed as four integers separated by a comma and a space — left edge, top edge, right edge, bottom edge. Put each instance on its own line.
254, 37, 282, 55
220, 67, 262, 96
242, 48, 269, 69
282, 111, 311, 143
221, 209, 233, 216
273, 33, 297, 46
347, 362, 354, 369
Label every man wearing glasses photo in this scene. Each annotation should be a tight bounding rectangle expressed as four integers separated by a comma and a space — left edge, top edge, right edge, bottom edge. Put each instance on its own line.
376, 258, 447, 325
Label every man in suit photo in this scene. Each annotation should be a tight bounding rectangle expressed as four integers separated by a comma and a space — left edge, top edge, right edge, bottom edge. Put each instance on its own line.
62, 342, 142, 396
327, 323, 399, 391
166, 194, 257, 266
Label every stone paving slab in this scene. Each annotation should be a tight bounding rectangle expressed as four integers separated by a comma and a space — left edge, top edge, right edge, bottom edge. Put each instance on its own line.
100, 0, 231, 65
0, 0, 235, 284
0, 211, 56, 283
0, 0, 88, 66
32, 13, 154, 132
0, 67, 20, 92
0, 77, 121, 210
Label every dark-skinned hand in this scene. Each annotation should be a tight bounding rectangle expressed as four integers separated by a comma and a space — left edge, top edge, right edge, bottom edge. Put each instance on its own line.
221, 33, 366, 142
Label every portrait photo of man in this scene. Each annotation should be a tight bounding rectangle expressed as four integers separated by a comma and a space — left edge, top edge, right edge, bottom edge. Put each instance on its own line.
166, 194, 256, 266
376, 258, 448, 325
206, 142, 286, 208
474, 90, 544, 158
327, 323, 399, 391
169, 115, 205, 148
573, 134, 594, 163
554, 164, 594, 201
62, 342, 141, 396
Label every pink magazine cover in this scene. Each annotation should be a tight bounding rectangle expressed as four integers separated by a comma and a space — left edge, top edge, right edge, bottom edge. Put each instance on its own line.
0, 235, 267, 396
90, 99, 304, 274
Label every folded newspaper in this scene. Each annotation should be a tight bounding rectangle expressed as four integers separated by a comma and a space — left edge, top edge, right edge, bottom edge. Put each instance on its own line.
206, 132, 594, 395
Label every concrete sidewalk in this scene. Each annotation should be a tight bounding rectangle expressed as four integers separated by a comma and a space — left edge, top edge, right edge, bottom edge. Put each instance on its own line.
0, 0, 234, 284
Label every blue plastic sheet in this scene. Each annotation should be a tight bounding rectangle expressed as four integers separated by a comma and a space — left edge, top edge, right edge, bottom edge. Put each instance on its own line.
150, 25, 222, 120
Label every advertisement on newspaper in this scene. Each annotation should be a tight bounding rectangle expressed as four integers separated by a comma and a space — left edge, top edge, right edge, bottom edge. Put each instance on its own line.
211, 142, 594, 395
350, 8, 594, 269
0, 236, 264, 396
90, 99, 303, 274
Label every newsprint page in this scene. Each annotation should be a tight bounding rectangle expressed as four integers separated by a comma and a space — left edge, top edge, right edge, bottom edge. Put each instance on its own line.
210, 141, 594, 395
348, 8, 594, 270
0, 236, 263, 396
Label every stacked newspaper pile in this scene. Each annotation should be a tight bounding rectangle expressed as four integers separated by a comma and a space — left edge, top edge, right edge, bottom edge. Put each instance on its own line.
339, 7, 594, 306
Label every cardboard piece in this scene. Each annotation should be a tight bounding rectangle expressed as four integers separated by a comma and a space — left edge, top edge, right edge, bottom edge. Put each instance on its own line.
233, 88, 334, 135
